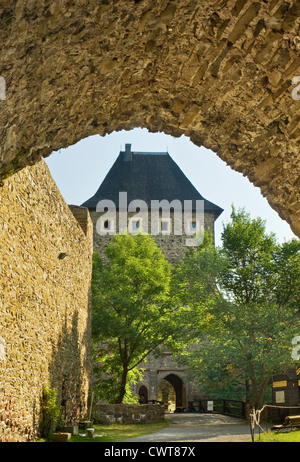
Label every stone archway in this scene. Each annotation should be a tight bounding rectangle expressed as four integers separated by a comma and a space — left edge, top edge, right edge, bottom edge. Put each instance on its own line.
0, 1, 300, 235
161, 374, 186, 412
138, 385, 148, 404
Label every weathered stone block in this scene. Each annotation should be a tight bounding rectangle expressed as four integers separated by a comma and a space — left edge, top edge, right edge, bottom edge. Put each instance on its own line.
52, 432, 71, 442
61, 425, 79, 435
93, 403, 165, 424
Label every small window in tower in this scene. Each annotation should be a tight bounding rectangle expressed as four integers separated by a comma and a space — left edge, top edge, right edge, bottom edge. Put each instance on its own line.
132, 220, 140, 230
160, 219, 171, 234
97, 216, 115, 235
129, 218, 143, 233
185, 219, 199, 235
190, 220, 197, 232
104, 219, 110, 230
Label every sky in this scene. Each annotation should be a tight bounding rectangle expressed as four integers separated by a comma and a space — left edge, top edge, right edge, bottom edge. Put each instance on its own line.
45, 127, 297, 248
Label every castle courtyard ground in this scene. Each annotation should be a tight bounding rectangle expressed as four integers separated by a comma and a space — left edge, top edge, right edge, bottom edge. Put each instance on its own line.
124, 412, 252, 443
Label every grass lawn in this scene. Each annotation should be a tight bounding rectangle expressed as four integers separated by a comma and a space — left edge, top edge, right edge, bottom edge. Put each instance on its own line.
252, 429, 300, 442
70, 420, 170, 442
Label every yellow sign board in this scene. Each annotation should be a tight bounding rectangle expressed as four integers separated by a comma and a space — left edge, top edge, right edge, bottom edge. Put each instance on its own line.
273, 381, 287, 388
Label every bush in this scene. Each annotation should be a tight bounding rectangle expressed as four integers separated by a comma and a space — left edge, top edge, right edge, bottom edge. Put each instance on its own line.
41, 386, 62, 439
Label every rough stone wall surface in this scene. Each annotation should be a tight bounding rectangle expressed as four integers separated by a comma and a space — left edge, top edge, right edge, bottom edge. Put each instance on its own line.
0, 1, 299, 235
0, 159, 93, 442
92, 403, 165, 425
69, 205, 92, 236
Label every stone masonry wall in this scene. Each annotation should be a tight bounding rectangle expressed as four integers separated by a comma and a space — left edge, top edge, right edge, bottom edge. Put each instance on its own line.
90, 210, 217, 265
0, 158, 93, 442
0, 1, 299, 237
92, 403, 165, 425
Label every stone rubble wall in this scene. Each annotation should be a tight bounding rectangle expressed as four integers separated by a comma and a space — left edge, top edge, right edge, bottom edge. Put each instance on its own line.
0, 158, 93, 442
92, 403, 165, 425
90, 210, 216, 265
0, 1, 299, 236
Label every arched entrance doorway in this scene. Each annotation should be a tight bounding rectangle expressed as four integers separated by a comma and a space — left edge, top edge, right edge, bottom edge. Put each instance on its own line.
138, 385, 148, 404
159, 374, 186, 412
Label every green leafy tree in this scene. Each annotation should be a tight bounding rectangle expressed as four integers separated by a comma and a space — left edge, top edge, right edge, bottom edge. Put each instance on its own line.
92, 233, 182, 404
175, 208, 300, 408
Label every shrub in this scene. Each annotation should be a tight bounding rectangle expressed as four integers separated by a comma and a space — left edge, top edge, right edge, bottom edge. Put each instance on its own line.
41, 386, 62, 439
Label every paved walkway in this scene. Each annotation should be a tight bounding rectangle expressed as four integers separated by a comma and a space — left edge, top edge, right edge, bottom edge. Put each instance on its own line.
125, 412, 252, 443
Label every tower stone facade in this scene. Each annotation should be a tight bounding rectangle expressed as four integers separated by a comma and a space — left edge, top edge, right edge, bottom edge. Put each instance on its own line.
82, 144, 223, 410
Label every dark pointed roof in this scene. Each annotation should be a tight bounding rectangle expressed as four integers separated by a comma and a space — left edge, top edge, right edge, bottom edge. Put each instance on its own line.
81, 144, 223, 218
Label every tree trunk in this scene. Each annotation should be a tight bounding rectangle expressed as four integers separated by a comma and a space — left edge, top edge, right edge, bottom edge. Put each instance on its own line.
248, 363, 271, 410
116, 367, 128, 404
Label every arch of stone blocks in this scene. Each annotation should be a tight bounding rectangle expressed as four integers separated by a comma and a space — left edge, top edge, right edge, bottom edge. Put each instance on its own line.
160, 373, 186, 408
0, 1, 299, 234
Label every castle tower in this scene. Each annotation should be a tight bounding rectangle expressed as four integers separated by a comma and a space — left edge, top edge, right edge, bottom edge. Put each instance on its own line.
82, 144, 223, 264
82, 144, 223, 410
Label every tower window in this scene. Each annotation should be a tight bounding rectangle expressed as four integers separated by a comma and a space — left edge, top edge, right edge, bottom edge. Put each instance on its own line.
129, 218, 143, 233
132, 220, 140, 230
187, 219, 199, 234
190, 220, 197, 231
160, 219, 171, 234
104, 219, 110, 230
97, 216, 115, 234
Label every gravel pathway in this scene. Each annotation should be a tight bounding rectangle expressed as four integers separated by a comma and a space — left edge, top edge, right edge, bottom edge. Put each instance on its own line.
124, 412, 252, 443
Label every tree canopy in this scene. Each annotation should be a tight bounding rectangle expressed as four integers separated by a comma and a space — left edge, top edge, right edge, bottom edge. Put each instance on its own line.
174, 207, 300, 408
91, 207, 300, 409
92, 233, 183, 404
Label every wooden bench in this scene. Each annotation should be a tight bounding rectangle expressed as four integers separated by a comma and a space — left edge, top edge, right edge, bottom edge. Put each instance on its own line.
271, 415, 300, 432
